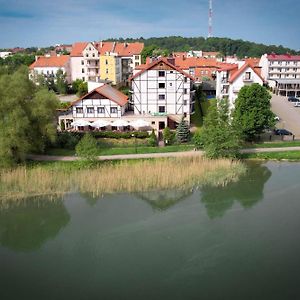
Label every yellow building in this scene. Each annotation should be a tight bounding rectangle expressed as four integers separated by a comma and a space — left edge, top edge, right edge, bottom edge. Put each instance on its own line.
100, 55, 121, 86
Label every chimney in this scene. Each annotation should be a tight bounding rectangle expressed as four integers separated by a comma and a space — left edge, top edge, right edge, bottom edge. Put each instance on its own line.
167, 57, 175, 66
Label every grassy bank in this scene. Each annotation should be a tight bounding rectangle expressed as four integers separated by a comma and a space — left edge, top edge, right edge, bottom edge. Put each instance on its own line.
0, 157, 246, 202
45, 144, 195, 156
244, 141, 300, 149
241, 151, 300, 161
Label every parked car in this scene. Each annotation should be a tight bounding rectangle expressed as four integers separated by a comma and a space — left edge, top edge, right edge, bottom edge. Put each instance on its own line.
274, 115, 280, 121
288, 96, 299, 102
274, 129, 293, 135
294, 102, 300, 107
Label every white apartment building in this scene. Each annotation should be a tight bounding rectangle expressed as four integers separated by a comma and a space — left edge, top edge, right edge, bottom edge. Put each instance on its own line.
29, 55, 71, 82
216, 63, 264, 108
70, 42, 100, 82
259, 54, 300, 97
130, 58, 194, 130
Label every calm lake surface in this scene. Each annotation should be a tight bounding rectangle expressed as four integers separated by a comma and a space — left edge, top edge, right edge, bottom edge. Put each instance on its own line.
1, 162, 300, 300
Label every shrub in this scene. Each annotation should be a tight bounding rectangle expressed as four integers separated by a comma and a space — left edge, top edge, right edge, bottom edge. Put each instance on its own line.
193, 129, 204, 149
92, 131, 149, 139
148, 129, 157, 146
75, 133, 98, 163
163, 127, 175, 145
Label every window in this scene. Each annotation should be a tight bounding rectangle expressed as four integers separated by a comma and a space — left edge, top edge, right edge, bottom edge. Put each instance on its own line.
159, 94, 165, 100
245, 72, 251, 80
110, 107, 118, 113
97, 107, 105, 114
81, 60, 84, 65
92, 53, 95, 57
82, 77, 85, 81
184, 77, 188, 82
170, 83, 173, 86
183, 100, 187, 105
159, 83, 165, 89
76, 107, 83, 114
89, 47, 91, 51
82, 68, 85, 73
184, 88, 187, 94
105, 59, 108, 65
106, 69, 109, 74
135, 55, 140, 60
86, 54, 89, 57
135, 62, 139, 67
151, 121, 156, 125
87, 107, 94, 114
159, 71, 165, 77
159, 106, 165, 113
170, 71, 174, 74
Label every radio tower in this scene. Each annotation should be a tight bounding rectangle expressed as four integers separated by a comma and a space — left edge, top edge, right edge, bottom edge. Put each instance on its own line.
208, 0, 213, 38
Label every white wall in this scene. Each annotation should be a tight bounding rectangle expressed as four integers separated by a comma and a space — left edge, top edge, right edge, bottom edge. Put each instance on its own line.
132, 69, 191, 117
72, 98, 125, 119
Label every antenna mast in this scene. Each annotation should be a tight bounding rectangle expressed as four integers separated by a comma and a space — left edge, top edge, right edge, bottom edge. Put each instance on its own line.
208, 0, 213, 38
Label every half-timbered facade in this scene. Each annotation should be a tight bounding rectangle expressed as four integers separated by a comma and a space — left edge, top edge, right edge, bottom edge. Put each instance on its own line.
59, 84, 128, 130
130, 58, 194, 126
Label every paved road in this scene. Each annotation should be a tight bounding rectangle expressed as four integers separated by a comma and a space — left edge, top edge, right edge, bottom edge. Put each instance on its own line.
27, 147, 300, 161
271, 94, 300, 137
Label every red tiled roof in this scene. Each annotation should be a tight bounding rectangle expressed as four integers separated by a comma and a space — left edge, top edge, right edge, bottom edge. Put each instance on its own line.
98, 42, 144, 56
29, 55, 69, 69
129, 58, 194, 81
71, 84, 128, 107
245, 58, 260, 67
175, 57, 218, 69
217, 64, 238, 72
228, 63, 264, 83
267, 54, 300, 61
70, 42, 88, 57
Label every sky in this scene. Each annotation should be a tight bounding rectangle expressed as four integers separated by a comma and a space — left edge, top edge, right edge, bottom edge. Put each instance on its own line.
0, 0, 300, 50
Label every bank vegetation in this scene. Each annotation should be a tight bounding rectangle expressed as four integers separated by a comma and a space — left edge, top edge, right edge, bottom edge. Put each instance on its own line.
0, 157, 246, 202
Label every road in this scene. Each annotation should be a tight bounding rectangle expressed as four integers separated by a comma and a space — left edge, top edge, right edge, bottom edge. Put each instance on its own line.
271, 94, 300, 137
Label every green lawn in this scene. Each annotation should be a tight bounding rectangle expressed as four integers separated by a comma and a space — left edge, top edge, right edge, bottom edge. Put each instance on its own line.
244, 141, 300, 148
45, 144, 195, 157
241, 151, 300, 160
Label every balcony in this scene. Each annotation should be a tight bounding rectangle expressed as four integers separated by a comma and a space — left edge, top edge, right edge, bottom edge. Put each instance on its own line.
221, 78, 229, 84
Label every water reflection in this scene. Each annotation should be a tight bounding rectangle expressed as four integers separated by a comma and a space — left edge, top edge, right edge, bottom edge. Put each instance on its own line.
0, 198, 70, 252
200, 163, 272, 219
136, 189, 192, 210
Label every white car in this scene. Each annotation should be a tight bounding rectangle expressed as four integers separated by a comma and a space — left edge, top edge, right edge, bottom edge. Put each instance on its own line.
274, 115, 280, 121
294, 102, 300, 107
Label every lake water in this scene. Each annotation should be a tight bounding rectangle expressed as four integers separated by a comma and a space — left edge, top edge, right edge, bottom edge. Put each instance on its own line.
1, 162, 300, 300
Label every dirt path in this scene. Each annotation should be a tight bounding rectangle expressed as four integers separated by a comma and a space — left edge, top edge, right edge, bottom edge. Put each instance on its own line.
27, 147, 300, 162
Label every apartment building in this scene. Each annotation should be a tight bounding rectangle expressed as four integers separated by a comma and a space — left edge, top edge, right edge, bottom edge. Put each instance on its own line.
70, 42, 100, 82
98, 42, 144, 85
216, 63, 264, 108
130, 57, 194, 130
29, 55, 71, 82
260, 53, 300, 97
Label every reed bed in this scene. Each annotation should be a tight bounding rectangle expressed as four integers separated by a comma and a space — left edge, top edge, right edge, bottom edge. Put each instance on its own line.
0, 157, 246, 202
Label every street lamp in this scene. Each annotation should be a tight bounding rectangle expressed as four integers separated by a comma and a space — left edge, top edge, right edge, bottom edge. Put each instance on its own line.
132, 133, 137, 154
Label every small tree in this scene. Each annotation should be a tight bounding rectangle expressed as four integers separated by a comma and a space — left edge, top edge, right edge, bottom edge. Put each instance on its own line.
201, 99, 241, 158
192, 129, 204, 149
176, 117, 190, 143
163, 127, 175, 145
77, 81, 88, 97
75, 134, 98, 164
55, 69, 68, 95
148, 129, 157, 146
232, 83, 275, 142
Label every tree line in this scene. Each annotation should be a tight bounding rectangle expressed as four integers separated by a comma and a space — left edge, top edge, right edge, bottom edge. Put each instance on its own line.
106, 36, 300, 59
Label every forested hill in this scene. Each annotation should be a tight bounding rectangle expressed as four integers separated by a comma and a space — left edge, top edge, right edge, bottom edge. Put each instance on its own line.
105, 36, 300, 58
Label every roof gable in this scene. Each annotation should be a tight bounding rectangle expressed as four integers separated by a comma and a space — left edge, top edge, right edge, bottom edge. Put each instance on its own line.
71, 84, 128, 107
229, 63, 264, 83
70, 42, 88, 57
130, 58, 194, 81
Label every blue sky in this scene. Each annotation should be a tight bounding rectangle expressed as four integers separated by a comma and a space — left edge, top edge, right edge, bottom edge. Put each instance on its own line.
0, 0, 300, 50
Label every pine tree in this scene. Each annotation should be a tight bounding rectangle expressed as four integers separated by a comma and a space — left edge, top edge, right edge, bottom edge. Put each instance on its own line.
176, 117, 190, 143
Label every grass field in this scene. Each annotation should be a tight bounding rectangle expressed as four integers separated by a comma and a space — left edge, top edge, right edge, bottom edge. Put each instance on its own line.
241, 151, 300, 160
244, 141, 300, 148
